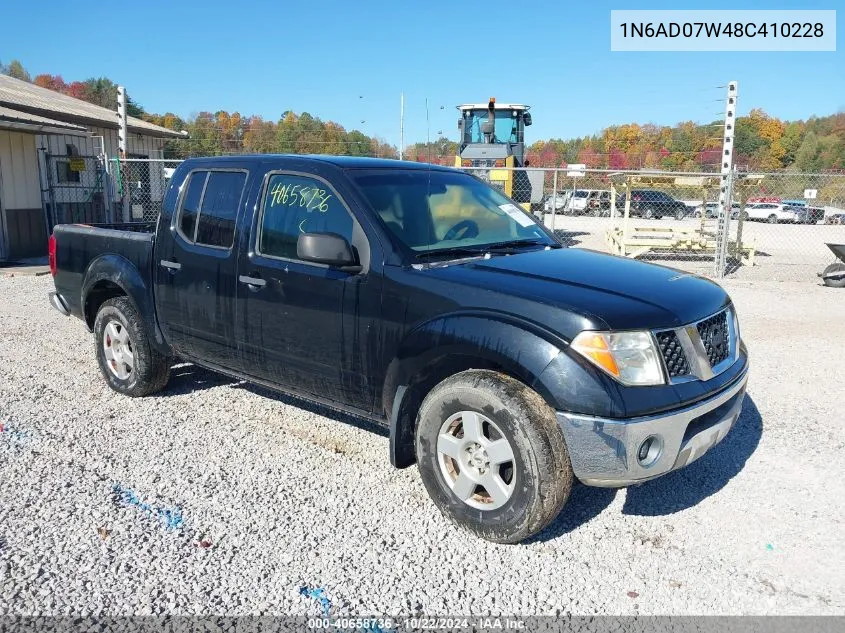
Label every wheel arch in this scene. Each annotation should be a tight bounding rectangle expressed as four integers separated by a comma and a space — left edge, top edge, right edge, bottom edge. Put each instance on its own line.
383, 314, 567, 469
81, 254, 169, 353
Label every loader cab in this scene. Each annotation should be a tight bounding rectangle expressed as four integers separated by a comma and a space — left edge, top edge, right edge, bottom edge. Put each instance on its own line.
456, 98, 532, 201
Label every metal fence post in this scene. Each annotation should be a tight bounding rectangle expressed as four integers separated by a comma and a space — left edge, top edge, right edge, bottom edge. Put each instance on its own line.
714, 80, 738, 278
551, 169, 558, 232
716, 169, 735, 276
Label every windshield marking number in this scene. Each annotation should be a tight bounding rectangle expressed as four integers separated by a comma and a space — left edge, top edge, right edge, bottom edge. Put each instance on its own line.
269, 181, 332, 213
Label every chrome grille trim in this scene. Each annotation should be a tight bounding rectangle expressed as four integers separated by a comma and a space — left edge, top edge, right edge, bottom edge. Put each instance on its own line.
654, 307, 737, 384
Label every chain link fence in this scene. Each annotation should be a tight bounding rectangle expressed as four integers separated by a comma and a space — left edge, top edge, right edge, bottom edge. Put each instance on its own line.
725, 171, 845, 281
66, 158, 844, 282
43, 156, 181, 227
44, 153, 110, 226
110, 158, 183, 223
461, 166, 845, 281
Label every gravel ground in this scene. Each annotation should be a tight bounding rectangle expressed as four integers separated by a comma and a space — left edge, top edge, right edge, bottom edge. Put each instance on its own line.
0, 273, 843, 617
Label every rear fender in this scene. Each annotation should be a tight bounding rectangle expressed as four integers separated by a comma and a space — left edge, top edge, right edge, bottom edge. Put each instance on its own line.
81, 254, 168, 353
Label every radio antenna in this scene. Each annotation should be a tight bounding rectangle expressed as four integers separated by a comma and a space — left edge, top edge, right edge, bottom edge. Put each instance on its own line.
426, 97, 432, 163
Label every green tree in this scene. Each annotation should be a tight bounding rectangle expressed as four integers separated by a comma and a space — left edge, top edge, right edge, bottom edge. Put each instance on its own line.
793, 131, 820, 172
1, 59, 31, 81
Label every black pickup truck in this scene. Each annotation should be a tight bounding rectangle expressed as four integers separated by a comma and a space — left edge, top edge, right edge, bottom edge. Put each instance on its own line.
49, 156, 749, 543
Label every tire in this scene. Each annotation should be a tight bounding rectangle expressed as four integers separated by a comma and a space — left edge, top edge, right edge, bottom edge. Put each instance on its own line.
93, 296, 171, 397
822, 263, 845, 288
643, 207, 655, 220
415, 370, 573, 543
675, 208, 686, 221
768, 214, 779, 224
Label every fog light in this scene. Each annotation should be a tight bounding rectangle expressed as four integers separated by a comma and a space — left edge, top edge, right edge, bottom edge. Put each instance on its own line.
637, 435, 662, 467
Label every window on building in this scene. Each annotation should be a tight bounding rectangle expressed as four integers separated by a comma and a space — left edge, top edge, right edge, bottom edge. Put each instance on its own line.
56, 143, 82, 184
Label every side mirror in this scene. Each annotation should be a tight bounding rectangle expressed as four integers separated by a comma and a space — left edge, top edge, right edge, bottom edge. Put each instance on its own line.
297, 233, 361, 271
523, 113, 532, 126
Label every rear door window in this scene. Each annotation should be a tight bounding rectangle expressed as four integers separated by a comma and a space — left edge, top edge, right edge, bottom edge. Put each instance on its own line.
176, 170, 247, 248
195, 171, 247, 248
178, 171, 208, 241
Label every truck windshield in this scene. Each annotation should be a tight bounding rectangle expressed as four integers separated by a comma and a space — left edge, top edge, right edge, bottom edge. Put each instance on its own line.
351, 170, 554, 255
464, 109, 520, 144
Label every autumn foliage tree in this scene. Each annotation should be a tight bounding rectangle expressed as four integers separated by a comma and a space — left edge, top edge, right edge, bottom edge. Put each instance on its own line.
3, 59, 843, 171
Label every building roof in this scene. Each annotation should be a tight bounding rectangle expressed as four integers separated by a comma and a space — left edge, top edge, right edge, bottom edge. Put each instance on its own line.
0, 105, 88, 135
0, 74, 186, 139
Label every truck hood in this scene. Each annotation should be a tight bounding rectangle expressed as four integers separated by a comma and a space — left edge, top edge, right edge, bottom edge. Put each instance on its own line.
423, 248, 730, 331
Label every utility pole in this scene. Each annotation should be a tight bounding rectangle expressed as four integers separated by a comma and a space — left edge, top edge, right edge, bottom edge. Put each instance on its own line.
714, 81, 737, 278
399, 92, 405, 161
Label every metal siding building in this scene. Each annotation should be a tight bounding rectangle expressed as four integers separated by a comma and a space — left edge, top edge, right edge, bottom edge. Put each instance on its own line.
0, 74, 184, 261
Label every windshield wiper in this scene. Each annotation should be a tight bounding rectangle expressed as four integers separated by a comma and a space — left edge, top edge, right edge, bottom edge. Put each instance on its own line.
481, 238, 559, 253
414, 246, 490, 260
414, 239, 557, 262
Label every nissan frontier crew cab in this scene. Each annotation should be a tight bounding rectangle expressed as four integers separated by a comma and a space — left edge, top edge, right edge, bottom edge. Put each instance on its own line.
49, 156, 748, 543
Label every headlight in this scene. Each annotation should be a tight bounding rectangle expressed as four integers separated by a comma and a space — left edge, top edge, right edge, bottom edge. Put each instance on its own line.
571, 331, 665, 386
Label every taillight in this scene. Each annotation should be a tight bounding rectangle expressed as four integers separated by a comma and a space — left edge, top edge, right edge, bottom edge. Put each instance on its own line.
48, 234, 57, 276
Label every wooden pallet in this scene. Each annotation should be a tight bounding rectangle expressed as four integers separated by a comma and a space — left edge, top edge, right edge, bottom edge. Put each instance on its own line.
605, 226, 756, 265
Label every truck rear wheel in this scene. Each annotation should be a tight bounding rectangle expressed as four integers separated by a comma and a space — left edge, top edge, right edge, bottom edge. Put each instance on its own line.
415, 370, 573, 543
93, 296, 171, 397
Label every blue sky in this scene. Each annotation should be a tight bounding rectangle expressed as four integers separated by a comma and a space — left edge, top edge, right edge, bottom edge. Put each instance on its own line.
1, 0, 841, 147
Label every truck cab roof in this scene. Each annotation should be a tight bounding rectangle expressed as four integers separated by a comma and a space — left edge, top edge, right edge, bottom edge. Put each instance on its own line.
179, 154, 456, 172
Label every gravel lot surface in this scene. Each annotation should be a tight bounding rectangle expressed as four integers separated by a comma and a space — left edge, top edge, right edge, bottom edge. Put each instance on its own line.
1, 273, 843, 616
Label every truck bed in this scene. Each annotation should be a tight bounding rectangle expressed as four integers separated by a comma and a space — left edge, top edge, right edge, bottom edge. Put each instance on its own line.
51, 223, 156, 322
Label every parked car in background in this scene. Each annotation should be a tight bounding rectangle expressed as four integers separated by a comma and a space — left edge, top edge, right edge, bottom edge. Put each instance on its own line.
543, 191, 570, 212
793, 206, 825, 224
615, 189, 688, 220
565, 189, 593, 215
587, 190, 612, 216
693, 202, 741, 219
825, 213, 845, 225
742, 203, 799, 224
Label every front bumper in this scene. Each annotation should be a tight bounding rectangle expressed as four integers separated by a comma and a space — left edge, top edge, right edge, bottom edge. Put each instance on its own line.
557, 368, 748, 487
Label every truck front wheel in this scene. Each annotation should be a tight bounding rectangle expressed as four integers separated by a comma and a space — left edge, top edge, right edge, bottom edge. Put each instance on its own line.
415, 370, 573, 543
93, 296, 171, 397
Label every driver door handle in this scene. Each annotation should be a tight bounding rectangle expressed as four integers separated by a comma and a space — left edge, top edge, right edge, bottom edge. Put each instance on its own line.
239, 275, 266, 288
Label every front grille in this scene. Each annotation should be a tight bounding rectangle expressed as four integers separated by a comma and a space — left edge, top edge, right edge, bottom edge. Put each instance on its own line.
697, 310, 730, 367
656, 331, 690, 377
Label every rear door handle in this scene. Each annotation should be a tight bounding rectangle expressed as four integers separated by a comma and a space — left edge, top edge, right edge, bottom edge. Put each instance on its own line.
239, 275, 266, 288
160, 260, 181, 271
